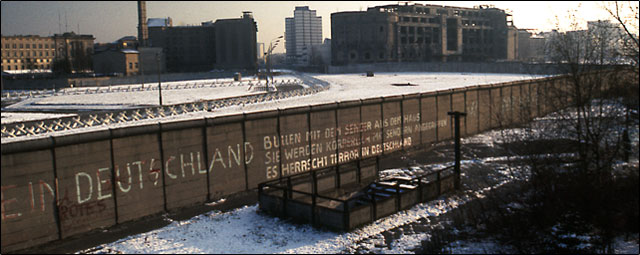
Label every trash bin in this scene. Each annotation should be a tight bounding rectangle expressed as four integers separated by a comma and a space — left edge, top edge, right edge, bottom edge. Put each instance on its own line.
234, 72, 242, 81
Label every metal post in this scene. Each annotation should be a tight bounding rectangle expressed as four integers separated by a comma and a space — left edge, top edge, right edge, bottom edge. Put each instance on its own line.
156, 53, 162, 106
396, 181, 401, 211
311, 171, 317, 226
448, 111, 466, 190
266, 48, 270, 92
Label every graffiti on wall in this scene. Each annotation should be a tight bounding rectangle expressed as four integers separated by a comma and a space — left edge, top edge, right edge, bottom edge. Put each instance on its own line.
0, 142, 254, 223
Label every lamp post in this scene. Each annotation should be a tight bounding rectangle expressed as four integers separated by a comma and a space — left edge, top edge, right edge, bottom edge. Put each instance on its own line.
265, 35, 283, 92
156, 52, 162, 106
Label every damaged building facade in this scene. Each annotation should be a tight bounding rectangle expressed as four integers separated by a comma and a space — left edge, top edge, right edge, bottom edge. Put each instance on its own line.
331, 3, 517, 65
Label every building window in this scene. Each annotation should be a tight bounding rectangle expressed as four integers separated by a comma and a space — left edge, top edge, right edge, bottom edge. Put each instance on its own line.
135, 62, 138, 68
20, 43, 23, 49
129, 62, 133, 69
26, 44, 30, 49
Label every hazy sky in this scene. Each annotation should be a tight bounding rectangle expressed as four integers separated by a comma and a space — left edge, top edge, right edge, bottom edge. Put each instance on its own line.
0, 1, 629, 53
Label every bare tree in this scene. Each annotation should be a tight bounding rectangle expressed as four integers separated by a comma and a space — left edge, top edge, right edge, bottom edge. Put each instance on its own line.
492, 3, 640, 252
603, 1, 639, 70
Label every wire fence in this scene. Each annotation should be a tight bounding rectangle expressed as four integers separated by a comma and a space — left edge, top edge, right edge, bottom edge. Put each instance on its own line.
1, 79, 302, 101
1, 80, 328, 138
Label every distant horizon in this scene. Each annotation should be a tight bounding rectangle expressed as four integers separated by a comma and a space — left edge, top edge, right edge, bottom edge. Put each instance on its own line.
1, 1, 634, 54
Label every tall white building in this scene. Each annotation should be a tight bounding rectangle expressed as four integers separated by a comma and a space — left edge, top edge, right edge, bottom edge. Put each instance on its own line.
285, 6, 322, 66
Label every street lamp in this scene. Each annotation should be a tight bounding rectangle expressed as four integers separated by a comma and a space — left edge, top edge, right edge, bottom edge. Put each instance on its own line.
265, 35, 283, 92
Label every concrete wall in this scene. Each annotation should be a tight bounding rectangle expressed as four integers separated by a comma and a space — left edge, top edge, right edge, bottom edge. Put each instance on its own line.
1, 74, 568, 253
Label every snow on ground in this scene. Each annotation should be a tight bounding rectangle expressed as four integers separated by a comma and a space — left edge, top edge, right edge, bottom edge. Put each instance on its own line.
444, 238, 506, 254
4, 75, 300, 111
4, 72, 544, 117
1, 112, 76, 124
312, 72, 542, 99
190, 72, 545, 123
2, 72, 546, 143
614, 234, 640, 254
80, 184, 490, 254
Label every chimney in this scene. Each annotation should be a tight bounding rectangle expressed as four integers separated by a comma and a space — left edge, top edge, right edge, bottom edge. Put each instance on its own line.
137, 1, 148, 47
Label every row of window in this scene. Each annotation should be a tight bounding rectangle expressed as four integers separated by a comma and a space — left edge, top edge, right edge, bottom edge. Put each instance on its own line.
347, 50, 436, 61
401, 16, 440, 24
2, 50, 53, 57
400, 36, 439, 44
400, 26, 441, 34
453, 10, 488, 18
400, 18, 488, 27
2, 58, 52, 63
2, 43, 55, 49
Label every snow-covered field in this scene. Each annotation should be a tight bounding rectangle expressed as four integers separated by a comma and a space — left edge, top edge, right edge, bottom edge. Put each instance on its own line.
2, 72, 542, 123
2, 72, 546, 143
3, 76, 299, 113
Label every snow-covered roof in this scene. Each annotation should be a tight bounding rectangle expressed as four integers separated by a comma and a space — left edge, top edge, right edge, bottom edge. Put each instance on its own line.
3, 70, 52, 74
118, 36, 137, 41
148, 18, 171, 27
120, 49, 139, 54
